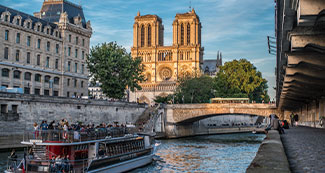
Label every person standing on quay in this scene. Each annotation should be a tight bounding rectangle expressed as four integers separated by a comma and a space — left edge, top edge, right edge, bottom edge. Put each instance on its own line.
294, 114, 299, 126
290, 112, 295, 127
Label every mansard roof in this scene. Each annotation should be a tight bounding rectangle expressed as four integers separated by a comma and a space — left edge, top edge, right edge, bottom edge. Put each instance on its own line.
0, 4, 57, 29
38, 0, 86, 26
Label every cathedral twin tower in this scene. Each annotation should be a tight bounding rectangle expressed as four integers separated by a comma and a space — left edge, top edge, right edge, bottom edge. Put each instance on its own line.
130, 9, 204, 104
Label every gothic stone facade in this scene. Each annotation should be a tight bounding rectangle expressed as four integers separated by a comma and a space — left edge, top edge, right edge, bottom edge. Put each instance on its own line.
130, 9, 204, 105
0, 0, 92, 97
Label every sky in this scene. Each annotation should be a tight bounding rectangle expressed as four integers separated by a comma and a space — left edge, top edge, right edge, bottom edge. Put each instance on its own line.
2, 0, 276, 100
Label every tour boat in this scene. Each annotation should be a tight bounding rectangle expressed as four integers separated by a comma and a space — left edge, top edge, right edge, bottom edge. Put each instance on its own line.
6, 128, 155, 173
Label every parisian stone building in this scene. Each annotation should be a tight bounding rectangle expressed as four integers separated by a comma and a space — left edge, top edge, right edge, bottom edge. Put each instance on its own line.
130, 9, 204, 104
0, 0, 92, 97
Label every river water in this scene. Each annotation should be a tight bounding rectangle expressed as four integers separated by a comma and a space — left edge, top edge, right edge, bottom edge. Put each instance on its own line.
133, 133, 265, 173
0, 133, 264, 173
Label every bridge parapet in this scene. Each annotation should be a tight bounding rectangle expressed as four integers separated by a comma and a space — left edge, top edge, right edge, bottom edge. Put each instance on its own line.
165, 103, 280, 124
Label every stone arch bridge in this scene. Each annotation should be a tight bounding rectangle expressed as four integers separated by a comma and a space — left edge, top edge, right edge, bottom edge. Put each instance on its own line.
159, 103, 282, 138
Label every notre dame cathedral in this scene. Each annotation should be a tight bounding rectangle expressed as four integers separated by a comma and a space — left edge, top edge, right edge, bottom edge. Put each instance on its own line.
129, 9, 204, 104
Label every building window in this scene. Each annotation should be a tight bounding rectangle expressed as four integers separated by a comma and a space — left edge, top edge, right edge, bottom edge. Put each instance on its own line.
35, 74, 41, 82
13, 70, 21, 79
55, 31, 58, 37
27, 36, 31, 47
69, 34, 71, 42
37, 25, 40, 32
147, 25, 151, 46
46, 57, 50, 68
76, 37, 78, 45
68, 47, 71, 56
67, 78, 70, 86
81, 81, 84, 88
45, 75, 50, 83
56, 44, 59, 54
53, 91, 59, 96
4, 47, 9, 59
16, 33, 20, 44
4, 15, 9, 22
2, 68, 9, 77
46, 28, 49, 34
82, 51, 85, 59
67, 61, 71, 72
34, 88, 40, 95
67, 92, 70, 97
5, 30, 9, 41
44, 89, 50, 96
24, 87, 30, 94
37, 55, 41, 66
181, 24, 184, 45
47, 41, 50, 51
187, 23, 190, 45
54, 77, 60, 85
37, 39, 41, 49
55, 59, 59, 69
15, 50, 20, 62
12, 105, 18, 113
75, 49, 78, 58
82, 39, 85, 46
24, 72, 31, 81
27, 22, 30, 28
75, 63, 78, 73
140, 25, 145, 47
81, 64, 84, 74
16, 18, 20, 25
74, 79, 77, 87
27, 52, 31, 64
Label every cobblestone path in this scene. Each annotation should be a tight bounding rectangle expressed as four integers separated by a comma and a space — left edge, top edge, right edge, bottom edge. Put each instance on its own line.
281, 126, 325, 173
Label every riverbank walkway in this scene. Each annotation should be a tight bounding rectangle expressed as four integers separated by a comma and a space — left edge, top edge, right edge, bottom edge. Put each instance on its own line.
281, 126, 325, 173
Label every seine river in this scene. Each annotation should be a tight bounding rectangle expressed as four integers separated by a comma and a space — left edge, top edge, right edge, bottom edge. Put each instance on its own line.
0, 133, 264, 173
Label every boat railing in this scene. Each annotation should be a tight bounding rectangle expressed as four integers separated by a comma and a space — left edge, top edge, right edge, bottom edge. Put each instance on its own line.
24, 157, 89, 172
23, 127, 133, 143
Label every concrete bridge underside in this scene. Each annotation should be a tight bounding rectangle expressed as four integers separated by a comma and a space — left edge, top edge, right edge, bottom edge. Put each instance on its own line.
161, 103, 280, 138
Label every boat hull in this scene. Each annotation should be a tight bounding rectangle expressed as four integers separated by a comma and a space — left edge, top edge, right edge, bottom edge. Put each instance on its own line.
88, 154, 154, 173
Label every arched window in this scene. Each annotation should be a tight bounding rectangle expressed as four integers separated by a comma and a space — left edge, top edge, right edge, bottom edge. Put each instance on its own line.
24, 72, 32, 81
54, 77, 60, 85
2, 68, 10, 77
13, 70, 21, 79
147, 25, 151, 47
187, 23, 190, 45
45, 75, 51, 83
140, 25, 145, 47
35, 74, 41, 82
181, 24, 184, 45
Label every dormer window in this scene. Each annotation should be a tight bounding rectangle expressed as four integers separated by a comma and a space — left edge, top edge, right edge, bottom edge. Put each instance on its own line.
16, 18, 20, 25
55, 31, 58, 37
27, 22, 30, 28
47, 28, 49, 34
5, 15, 8, 22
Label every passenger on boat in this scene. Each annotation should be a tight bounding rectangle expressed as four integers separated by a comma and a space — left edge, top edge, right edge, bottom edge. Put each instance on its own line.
33, 122, 39, 139
49, 156, 56, 172
27, 148, 34, 159
55, 155, 63, 171
63, 155, 71, 172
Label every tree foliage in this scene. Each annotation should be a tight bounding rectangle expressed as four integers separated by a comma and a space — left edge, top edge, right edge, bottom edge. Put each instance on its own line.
173, 75, 215, 104
86, 42, 145, 99
215, 59, 270, 102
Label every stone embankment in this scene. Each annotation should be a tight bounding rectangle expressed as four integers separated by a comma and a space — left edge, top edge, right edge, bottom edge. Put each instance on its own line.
246, 130, 290, 173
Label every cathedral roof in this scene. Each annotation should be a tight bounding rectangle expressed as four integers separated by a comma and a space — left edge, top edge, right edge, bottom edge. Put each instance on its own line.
175, 8, 200, 21
135, 13, 162, 22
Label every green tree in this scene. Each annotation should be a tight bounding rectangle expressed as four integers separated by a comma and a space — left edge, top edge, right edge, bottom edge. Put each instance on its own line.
215, 59, 270, 103
174, 75, 215, 104
86, 42, 145, 99
154, 95, 173, 104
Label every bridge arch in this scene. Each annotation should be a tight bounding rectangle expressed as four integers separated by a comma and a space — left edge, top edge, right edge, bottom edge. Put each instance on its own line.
178, 113, 266, 124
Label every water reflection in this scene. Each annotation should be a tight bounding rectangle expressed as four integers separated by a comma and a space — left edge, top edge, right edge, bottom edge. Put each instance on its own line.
132, 133, 265, 173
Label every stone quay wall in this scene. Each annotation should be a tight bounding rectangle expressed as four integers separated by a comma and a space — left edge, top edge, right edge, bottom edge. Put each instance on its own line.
0, 92, 146, 136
